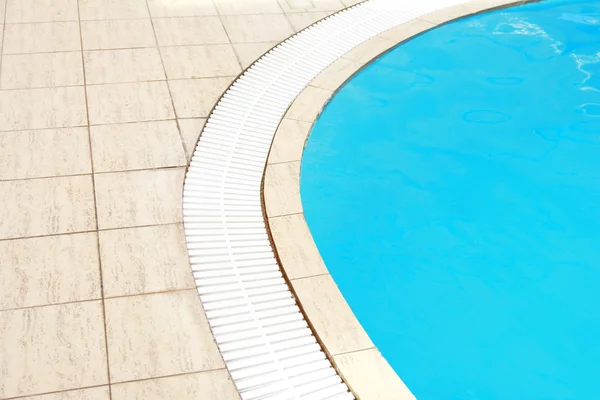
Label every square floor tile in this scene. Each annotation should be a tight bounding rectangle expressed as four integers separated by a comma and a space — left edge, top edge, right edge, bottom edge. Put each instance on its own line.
279, 0, 344, 12
3, 22, 80, 53
269, 118, 311, 163
86, 81, 174, 125
1, 52, 83, 89
334, 349, 414, 400
94, 168, 185, 229
0, 175, 96, 240
25, 387, 110, 400
90, 120, 186, 172
342, 36, 394, 64
161, 45, 241, 80
269, 213, 328, 280
309, 57, 361, 91
99, 224, 194, 297
0, 127, 91, 180
0, 301, 108, 398
81, 19, 155, 50
178, 118, 206, 158
147, 0, 217, 17
291, 275, 373, 355
6, 0, 78, 23
112, 370, 238, 400
0, 233, 100, 310
285, 85, 331, 122
232, 42, 277, 68
214, 0, 282, 14
84, 48, 164, 84
152, 16, 228, 46
105, 290, 224, 382
79, 0, 149, 20
285, 11, 328, 31
0, 86, 86, 131
377, 18, 434, 43
264, 161, 302, 217
221, 14, 294, 43
169, 77, 232, 118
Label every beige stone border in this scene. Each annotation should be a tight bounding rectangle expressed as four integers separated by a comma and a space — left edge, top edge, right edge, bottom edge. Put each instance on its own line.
262, 0, 536, 398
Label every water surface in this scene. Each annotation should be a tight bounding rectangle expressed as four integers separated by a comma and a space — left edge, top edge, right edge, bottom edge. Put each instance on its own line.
301, 0, 600, 398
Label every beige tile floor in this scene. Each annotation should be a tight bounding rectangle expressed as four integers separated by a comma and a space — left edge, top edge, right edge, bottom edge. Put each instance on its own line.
0, 0, 357, 398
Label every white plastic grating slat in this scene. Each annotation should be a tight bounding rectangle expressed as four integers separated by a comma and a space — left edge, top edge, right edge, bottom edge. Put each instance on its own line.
183, 0, 470, 398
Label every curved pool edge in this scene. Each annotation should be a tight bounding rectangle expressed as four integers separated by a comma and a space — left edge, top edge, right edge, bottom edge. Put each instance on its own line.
262, 0, 536, 398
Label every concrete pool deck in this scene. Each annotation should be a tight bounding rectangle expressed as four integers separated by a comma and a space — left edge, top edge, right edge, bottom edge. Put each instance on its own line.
0, 0, 530, 399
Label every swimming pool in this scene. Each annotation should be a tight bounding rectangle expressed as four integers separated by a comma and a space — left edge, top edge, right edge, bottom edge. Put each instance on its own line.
301, 0, 600, 398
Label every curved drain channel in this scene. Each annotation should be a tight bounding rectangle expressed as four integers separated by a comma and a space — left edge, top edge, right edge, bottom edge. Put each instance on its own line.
182, 0, 467, 398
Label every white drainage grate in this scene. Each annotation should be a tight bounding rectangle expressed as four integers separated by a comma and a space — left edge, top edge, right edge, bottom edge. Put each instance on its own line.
183, 0, 467, 399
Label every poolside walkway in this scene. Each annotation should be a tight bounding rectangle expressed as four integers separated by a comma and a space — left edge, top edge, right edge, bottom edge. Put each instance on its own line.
0, 0, 358, 398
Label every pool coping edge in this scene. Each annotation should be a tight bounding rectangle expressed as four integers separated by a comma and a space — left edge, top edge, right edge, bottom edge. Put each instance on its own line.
262, 0, 536, 398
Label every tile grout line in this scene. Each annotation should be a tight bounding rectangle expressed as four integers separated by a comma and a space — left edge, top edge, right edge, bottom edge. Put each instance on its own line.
172, 0, 243, 393
0, 41, 282, 57
1, 286, 199, 313
213, 1, 244, 72
0, 165, 188, 183
3, 367, 233, 400
276, 0, 299, 35
0, 12, 322, 26
144, 0, 189, 162
0, 75, 238, 91
0, 116, 206, 135
0, 0, 8, 91
75, 1, 113, 398
0, 221, 185, 243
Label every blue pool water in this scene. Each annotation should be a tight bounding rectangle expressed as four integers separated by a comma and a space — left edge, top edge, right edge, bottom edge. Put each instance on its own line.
300, 0, 600, 398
